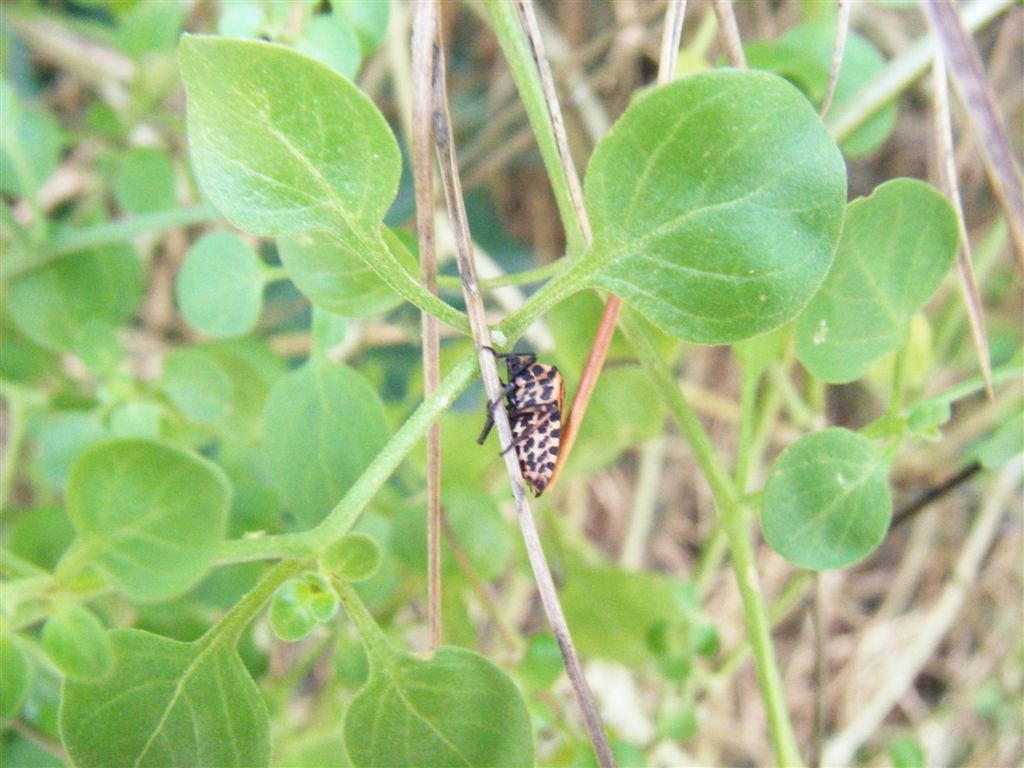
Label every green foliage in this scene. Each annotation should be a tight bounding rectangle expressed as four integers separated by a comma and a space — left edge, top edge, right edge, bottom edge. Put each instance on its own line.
344, 646, 534, 768
269, 572, 340, 641
176, 231, 265, 337
762, 429, 892, 570
0, 3, 1009, 765
796, 180, 959, 382
262, 361, 389, 526
746, 20, 897, 156
322, 533, 382, 582
6, 245, 144, 352
42, 604, 114, 680
64, 440, 232, 601
0, 633, 32, 723
582, 70, 846, 343
61, 629, 271, 767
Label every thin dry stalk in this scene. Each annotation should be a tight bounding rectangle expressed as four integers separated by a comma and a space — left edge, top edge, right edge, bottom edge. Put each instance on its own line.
429, 14, 615, 768
512, 0, 591, 245
930, 45, 995, 398
411, 0, 444, 652
712, 0, 747, 70
820, 0, 851, 118
822, 457, 1024, 766
658, 1, 688, 87
921, 0, 1024, 268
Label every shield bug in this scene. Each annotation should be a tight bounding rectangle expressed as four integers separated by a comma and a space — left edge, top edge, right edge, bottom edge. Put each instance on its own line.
477, 349, 565, 496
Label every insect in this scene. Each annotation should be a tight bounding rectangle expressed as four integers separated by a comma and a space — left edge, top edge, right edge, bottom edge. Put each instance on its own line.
477, 349, 565, 497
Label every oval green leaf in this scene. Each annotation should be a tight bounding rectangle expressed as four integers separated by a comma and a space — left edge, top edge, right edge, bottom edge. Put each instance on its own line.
746, 20, 896, 157
42, 604, 114, 680
0, 633, 32, 724
61, 628, 270, 767
6, 244, 144, 352
115, 147, 176, 215
583, 70, 846, 344
176, 231, 264, 337
65, 440, 231, 602
161, 347, 233, 424
322, 532, 381, 582
795, 179, 958, 383
263, 361, 389, 527
269, 573, 340, 641
278, 227, 407, 317
762, 428, 892, 570
179, 35, 400, 236
344, 646, 533, 768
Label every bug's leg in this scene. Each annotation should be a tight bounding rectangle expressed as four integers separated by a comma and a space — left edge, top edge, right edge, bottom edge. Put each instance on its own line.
476, 413, 496, 445
478, 377, 517, 445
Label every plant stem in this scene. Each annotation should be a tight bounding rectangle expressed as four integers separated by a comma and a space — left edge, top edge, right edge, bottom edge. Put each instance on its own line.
1, 205, 220, 280
620, 309, 803, 767
485, 0, 588, 256
200, 559, 306, 649
215, 353, 479, 563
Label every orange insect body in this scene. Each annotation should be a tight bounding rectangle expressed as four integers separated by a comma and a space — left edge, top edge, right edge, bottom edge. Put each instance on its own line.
477, 351, 565, 496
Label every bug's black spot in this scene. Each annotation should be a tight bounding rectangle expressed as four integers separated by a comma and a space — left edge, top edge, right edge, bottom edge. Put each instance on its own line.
548, 446, 558, 456
550, 428, 561, 438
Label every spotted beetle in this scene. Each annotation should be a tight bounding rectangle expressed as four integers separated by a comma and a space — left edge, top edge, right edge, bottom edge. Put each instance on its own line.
477, 349, 565, 496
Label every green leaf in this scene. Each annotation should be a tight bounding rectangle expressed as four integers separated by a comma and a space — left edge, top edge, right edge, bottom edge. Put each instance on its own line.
795, 179, 958, 383
562, 561, 681, 665
176, 231, 265, 337
61, 628, 270, 767
582, 70, 846, 344
42, 604, 114, 680
180, 36, 467, 331
269, 573, 340, 641
179, 35, 398, 236
344, 647, 533, 768
162, 347, 233, 424
296, 13, 361, 79
0, 79, 65, 198
334, 0, 390, 56
35, 411, 107, 491
747, 20, 896, 156
762, 428, 892, 570
263, 361, 389, 526
278, 227, 408, 317
887, 735, 926, 768
1, 633, 32, 724
6, 505, 76, 571
6, 245, 144, 352
517, 633, 563, 690
65, 440, 231, 602
322, 532, 382, 582
115, 147, 176, 215
114, 0, 185, 58
72, 319, 124, 376
975, 413, 1024, 469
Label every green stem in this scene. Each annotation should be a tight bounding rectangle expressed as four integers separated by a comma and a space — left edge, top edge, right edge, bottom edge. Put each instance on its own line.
199, 559, 306, 649
495, 262, 587, 344
436, 259, 565, 292
484, 0, 587, 257
0, 386, 28, 510
910, 357, 1023, 412
620, 310, 803, 767
1, 205, 221, 281
334, 578, 396, 673
216, 353, 479, 563
825, 0, 1011, 144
